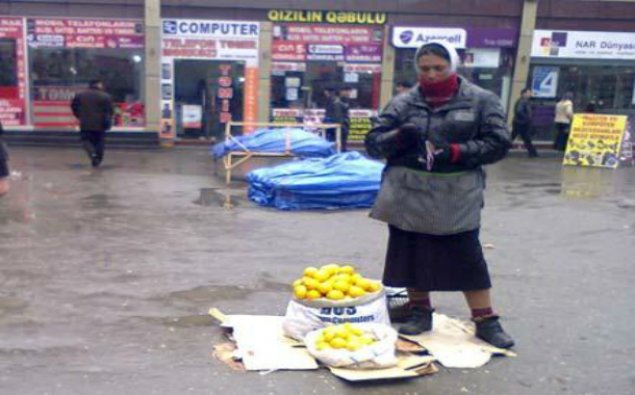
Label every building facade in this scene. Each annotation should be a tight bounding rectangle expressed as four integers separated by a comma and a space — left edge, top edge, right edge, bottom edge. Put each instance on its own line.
1, 0, 634, 144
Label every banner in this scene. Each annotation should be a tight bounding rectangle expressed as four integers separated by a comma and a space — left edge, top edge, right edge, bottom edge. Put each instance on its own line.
27, 18, 144, 49
392, 27, 467, 49
349, 109, 377, 143
267, 10, 386, 25
563, 114, 628, 168
272, 24, 383, 63
532, 30, 635, 60
271, 108, 376, 143
0, 17, 27, 126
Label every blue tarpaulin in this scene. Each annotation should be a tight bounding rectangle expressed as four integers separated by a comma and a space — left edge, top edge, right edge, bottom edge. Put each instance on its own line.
247, 152, 384, 210
211, 128, 335, 159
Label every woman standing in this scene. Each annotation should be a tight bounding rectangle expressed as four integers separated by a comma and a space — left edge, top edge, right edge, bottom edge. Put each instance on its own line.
365, 42, 514, 348
554, 92, 574, 151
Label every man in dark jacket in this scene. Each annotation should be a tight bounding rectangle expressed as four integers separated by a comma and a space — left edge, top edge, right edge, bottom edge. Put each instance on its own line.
511, 88, 538, 157
323, 87, 350, 152
71, 79, 114, 167
0, 121, 9, 196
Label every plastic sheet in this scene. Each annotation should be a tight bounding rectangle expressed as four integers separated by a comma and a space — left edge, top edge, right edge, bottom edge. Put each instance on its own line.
247, 152, 384, 210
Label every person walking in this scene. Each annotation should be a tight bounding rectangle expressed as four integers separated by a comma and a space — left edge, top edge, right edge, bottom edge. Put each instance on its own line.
512, 88, 538, 157
554, 92, 574, 151
365, 41, 514, 349
71, 79, 114, 167
323, 87, 350, 152
395, 80, 413, 95
0, 121, 9, 196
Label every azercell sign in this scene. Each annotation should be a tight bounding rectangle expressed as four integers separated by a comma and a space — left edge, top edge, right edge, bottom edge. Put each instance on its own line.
392, 27, 467, 49
532, 30, 635, 60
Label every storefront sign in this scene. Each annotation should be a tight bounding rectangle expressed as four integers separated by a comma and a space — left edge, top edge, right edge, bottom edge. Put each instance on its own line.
271, 108, 376, 143
466, 27, 517, 48
531, 66, 559, 98
27, 18, 144, 49
267, 10, 386, 25
272, 24, 383, 62
181, 105, 202, 129
160, 19, 260, 138
0, 17, 27, 126
563, 114, 628, 168
392, 27, 467, 49
532, 30, 635, 60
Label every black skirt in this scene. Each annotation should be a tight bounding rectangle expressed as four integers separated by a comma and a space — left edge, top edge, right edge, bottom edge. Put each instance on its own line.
383, 225, 492, 291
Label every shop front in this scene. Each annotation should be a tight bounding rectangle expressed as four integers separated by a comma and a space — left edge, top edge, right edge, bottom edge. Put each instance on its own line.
160, 19, 260, 141
268, 11, 386, 145
0, 17, 27, 127
529, 29, 635, 140
391, 26, 517, 111
27, 18, 145, 129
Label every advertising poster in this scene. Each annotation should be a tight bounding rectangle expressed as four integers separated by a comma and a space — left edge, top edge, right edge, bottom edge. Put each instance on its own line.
272, 24, 383, 63
532, 30, 635, 60
27, 18, 144, 49
161, 19, 260, 138
563, 114, 628, 168
348, 109, 377, 143
0, 17, 27, 126
532, 66, 559, 98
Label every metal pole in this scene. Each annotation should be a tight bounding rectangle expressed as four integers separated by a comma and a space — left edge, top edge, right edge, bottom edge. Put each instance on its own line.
145, 0, 162, 143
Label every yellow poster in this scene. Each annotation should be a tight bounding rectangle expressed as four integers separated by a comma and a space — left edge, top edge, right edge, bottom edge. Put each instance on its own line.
563, 114, 628, 168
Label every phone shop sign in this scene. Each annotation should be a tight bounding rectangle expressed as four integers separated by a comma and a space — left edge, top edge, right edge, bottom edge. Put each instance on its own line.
532, 30, 635, 60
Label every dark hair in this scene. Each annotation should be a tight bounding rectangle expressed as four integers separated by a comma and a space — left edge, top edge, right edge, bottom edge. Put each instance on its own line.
416, 43, 451, 63
396, 80, 413, 88
89, 79, 102, 88
521, 88, 531, 95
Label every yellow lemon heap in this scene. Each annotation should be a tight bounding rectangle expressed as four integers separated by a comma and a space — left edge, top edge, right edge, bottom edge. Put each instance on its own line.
314, 323, 377, 351
292, 264, 382, 301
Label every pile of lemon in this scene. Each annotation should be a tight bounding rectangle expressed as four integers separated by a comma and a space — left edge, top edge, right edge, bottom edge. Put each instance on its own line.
315, 323, 377, 351
292, 264, 382, 301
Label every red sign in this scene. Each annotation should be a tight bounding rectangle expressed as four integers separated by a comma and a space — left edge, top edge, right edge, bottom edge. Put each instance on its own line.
0, 17, 27, 126
272, 23, 383, 62
27, 18, 144, 49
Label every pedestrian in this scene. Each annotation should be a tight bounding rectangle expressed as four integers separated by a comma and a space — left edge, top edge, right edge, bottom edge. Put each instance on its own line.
554, 92, 574, 151
395, 80, 413, 95
71, 79, 114, 167
365, 41, 514, 349
323, 87, 350, 152
584, 101, 596, 113
512, 88, 538, 157
0, 121, 9, 196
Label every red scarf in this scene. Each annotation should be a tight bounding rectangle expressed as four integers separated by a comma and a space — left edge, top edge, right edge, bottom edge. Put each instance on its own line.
419, 73, 459, 107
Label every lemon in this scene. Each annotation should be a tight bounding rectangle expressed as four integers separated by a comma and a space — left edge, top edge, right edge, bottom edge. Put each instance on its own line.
317, 282, 332, 295
304, 266, 319, 278
321, 264, 340, 275
339, 265, 355, 275
334, 273, 353, 284
314, 269, 331, 282
292, 279, 303, 287
333, 281, 351, 293
348, 285, 366, 298
355, 278, 371, 290
306, 289, 321, 300
334, 326, 350, 339
316, 341, 330, 351
326, 289, 345, 300
330, 337, 347, 349
303, 278, 320, 290
351, 273, 362, 282
294, 285, 307, 299
360, 334, 375, 345
346, 338, 363, 351
323, 327, 337, 342
367, 281, 381, 293
349, 326, 364, 337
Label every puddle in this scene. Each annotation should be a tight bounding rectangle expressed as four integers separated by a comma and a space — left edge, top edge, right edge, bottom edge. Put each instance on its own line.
194, 188, 241, 208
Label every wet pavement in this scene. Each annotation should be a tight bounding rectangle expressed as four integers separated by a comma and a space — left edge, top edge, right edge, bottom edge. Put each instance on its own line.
0, 146, 634, 395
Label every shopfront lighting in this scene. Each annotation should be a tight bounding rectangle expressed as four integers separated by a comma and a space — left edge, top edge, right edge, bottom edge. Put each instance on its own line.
132, 55, 142, 63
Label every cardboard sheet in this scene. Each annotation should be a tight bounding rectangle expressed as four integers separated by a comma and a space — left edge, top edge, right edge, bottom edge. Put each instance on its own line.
400, 313, 516, 368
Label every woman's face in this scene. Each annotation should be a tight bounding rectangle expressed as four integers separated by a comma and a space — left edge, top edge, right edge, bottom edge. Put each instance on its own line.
417, 53, 451, 83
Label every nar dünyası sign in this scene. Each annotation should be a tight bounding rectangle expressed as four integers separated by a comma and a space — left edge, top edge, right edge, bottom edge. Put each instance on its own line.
532, 30, 635, 60
392, 27, 467, 49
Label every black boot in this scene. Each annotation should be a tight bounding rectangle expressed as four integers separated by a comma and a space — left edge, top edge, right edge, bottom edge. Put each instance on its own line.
475, 316, 514, 349
398, 307, 433, 335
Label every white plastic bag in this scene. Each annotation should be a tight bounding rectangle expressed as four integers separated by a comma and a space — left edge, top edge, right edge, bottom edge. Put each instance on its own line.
282, 289, 390, 341
304, 323, 398, 369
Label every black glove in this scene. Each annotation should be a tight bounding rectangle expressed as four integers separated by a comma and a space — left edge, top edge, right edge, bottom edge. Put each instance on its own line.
397, 123, 421, 148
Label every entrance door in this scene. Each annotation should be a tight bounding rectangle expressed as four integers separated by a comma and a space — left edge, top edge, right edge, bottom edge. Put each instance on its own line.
174, 59, 245, 140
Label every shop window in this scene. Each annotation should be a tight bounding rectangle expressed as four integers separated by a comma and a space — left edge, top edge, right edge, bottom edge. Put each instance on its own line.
29, 48, 145, 128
